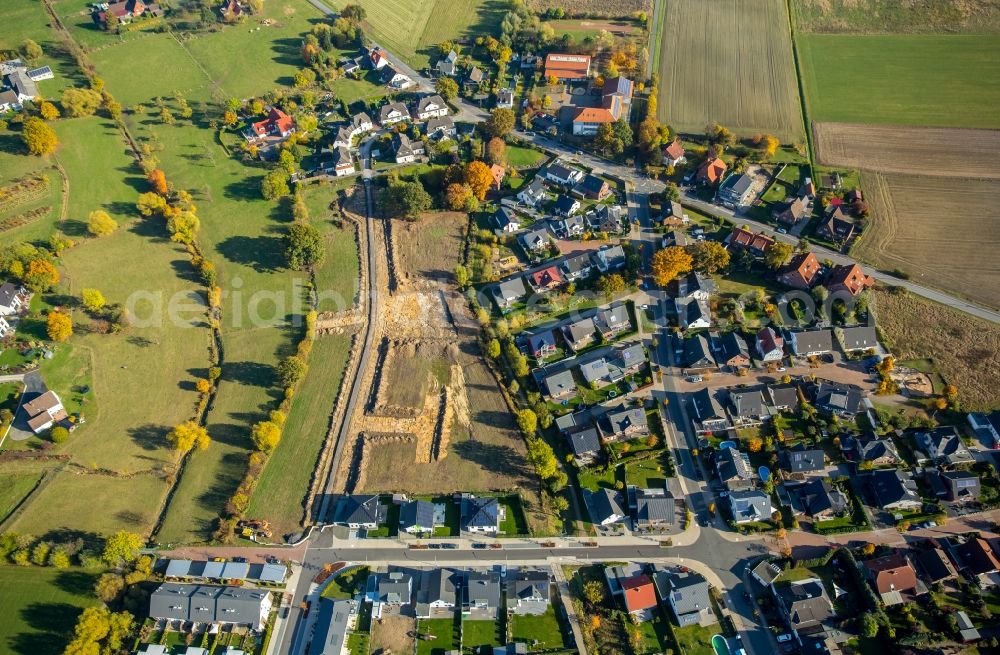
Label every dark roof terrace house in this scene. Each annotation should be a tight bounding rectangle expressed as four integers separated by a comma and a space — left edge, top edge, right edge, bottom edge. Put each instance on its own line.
333, 494, 387, 530
460, 495, 500, 534
633, 488, 675, 528
780, 444, 825, 474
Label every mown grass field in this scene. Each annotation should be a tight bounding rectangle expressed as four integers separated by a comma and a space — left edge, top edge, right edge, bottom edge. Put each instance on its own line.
0, 461, 53, 526
300, 183, 361, 312
797, 34, 1000, 129
0, 566, 100, 655
246, 333, 352, 536
852, 172, 1000, 309
657, 0, 803, 141
325, 0, 504, 70
88, 33, 214, 105
872, 288, 1000, 412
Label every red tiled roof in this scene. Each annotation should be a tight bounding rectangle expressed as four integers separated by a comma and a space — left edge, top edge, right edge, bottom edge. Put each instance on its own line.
620, 574, 657, 612
697, 157, 727, 184
779, 252, 820, 288
544, 53, 591, 79
573, 107, 615, 124
864, 553, 917, 594
826, 263, 873, 296
531, 266, 563, 287
490, 164, 505, 187
756, 327, 783, 354
664, 139, 685, 160
729, 227, 774, 253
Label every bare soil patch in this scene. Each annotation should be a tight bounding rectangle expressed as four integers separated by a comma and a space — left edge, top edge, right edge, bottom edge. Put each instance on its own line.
872, 288, 1000, 411
814, 122, 1000, 178
371, 614, 415, 654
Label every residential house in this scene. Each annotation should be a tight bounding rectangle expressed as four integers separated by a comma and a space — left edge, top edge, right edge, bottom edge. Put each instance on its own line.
911, 426, 974, 466
715, 448, 755, 491
717, 173, 755, 208
366, 47, 389, 69
594, 304, 632, 340
332, 125, 355, 150
327, 147, 355, 177
552, 214, 585, 238
148, 584, 272, 630
507, 570, 550, 616
825, 263, 874, 297
399, 500, 436, 534
516, 178, 547, 208
560, 253, 593, 282
351, 111, 374, 134
786, 328, 833, 357
495, 87, 514, 109
543, 53, 591, 81
777, 252, 821, 290
460, 495, 499, 535
309, 598, 357, 655
751, 560, 783, 587
544, 162, 584, 187
663, 139, 686, 166
487, 164, 506, 192
525, 329, 558, 360
493, 206, 520, 233
244, 107, 295, 143
812, 380, 866, 417
519, 226, 551, 252
25, 65, 53, 81
662, 227, 687, 248
543, 369, 576, 400
378, 102, 410, 126
926, 469, 980, 503
588, 204, 625, 234
571, 107, 616, 136
561, 317, 596, 351
464, 66, 484, 91
589, 488, 626, 526
0, 316, 12, 339
773, 579, 835, 634
95, 0, 163, 26
597, 404, 648, 442
393, 133, 425, 163
571, 77, 632, 135
463, 571, 502, 618
369, 571, 413, 612
591, 244, 626, 273
676, 296, 712, 331
684, 334, 717, 373
779, 479, 847, 520
780, 444, 826, 475
728, 227, 774, 256
773, 197, 809, 227
0, 90, 20, 112
691, 388, 728, 435
575, 174, 611, 200
528, 266, 564, 293
816, 206, 855, 243
415, 569, 458, 618
844, 436, 900, 467
413, 94, 448, 121
950, 538, 1000, 583
0, 283, 27, 316
381, 66, 414, 89
566, 427, 602, 466
755, 327, 785, 362
913, 548, 957, 584
728, 490, 773, 524
436, 49, 458, 76
553, 195, 580, 217
619, 574, 658, 619
654, 569, 714, 627
957, 611, 981, 643
696, 157, 727, 185
798, 178, 817, 201
23, 390, 67, 434
968, 411, 1000, 448
425, 115, 456, 140
715, 331, 750, 370
492, 277, 528, 310
766, 383, 800, 412
860, 469, 921, 511
835, 325, 878, 352
863, 554, 918, 606
674, 272, 716, 301
633, 488, 675, 530
333, 494, 386, 530
727, 388, 770, 427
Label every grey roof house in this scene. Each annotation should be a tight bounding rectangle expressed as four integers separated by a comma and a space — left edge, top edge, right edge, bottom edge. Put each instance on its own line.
728, 490, 773, 524
715, 448, 755, 491
399, 500, 436, 534
911, 426, 974, 465
589, 488, 626, 526
654, 568, 714, 627
461, 495, 500, 534
333, 494, 387, 530
780, 444, 826, 474
633, 488, 675, 529
507, 570, 550, 615
860, 469, 921, 511
463, 571, 502, 618
149, 583, 272, 630
779, 479, 847, 520
415, 568, 458, 618
309, 598, 357, 655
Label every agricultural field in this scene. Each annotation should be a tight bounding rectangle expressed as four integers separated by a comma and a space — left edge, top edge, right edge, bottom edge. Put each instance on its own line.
526, 0, 652, 15
797, 34, 1000, 128
656, 0, 803, 141
792, 0, 1000, 33
323, 0, 504, 70
853, 172, 1000, 309
872, 288, 1000, 412
0, 566, 100, 655
813, 123, 1000, 178
246, 333, 352, 537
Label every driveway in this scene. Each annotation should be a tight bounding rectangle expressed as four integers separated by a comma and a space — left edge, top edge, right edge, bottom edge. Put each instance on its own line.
6, 370, 44, 442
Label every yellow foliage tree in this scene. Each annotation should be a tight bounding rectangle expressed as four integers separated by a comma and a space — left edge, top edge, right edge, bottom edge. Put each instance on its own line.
46, 311, 72, 342
650, 246, 692, 286
167, 421, 211, 451
251, 420, 282, 452
464, 160, 494, 201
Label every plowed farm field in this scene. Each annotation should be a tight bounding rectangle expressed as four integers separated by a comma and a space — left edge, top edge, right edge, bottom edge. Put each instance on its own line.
656, 0, 803, 141
814, 123, 1000, 179
853, 172, 1000, 309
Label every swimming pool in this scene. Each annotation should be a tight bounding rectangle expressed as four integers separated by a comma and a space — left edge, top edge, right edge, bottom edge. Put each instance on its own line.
712, 634, 730, 655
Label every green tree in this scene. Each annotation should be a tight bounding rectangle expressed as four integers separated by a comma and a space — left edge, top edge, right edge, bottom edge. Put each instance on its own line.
87, 210, 118, 237
284, 223, 326, 270
380, 178, 432, 220
597, 273, 626, 297
31, 541, 51, 566
39, 101, 60, 121
261, 169, 291, 200
860, 612, 879, 638
50, 426, 69, 443
435, 76, 459, 102
526, 437, 558, 480
94, 573, 125, 602
583, 580, 605, 604
21, 117, 58, 155
277, 355, 308, 387
765, 241, 794, 269
48, 548, 71, 568
20, 39, 43, 62
46, 311, 73, 342
487, 339, 501, 359
485, 108, 515, 138
340, 3, 366, 23
686, 240, 731, 274
136, 191, 168, 216
101, 531, 143, 567
166, 211, 200, 244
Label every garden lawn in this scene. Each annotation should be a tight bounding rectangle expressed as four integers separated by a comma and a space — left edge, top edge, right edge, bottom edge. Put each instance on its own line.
247, 333, 352, 536
322, 566, 369, 600
499, 496, 529, 536
461, 620, 500, 652
0, 566, 101, 655
89, 33, 213, 105
300, 185, 361, 311
671, 620, 716, 655
509, 607, 565, 650
0, 462, 50, 525
0, 0, 86, 96
505, 146, 546, 170
416, 618, 460, 655
798, 33, 1000, 129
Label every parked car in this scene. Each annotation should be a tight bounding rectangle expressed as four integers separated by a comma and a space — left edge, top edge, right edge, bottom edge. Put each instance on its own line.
777, 634, 793, 644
